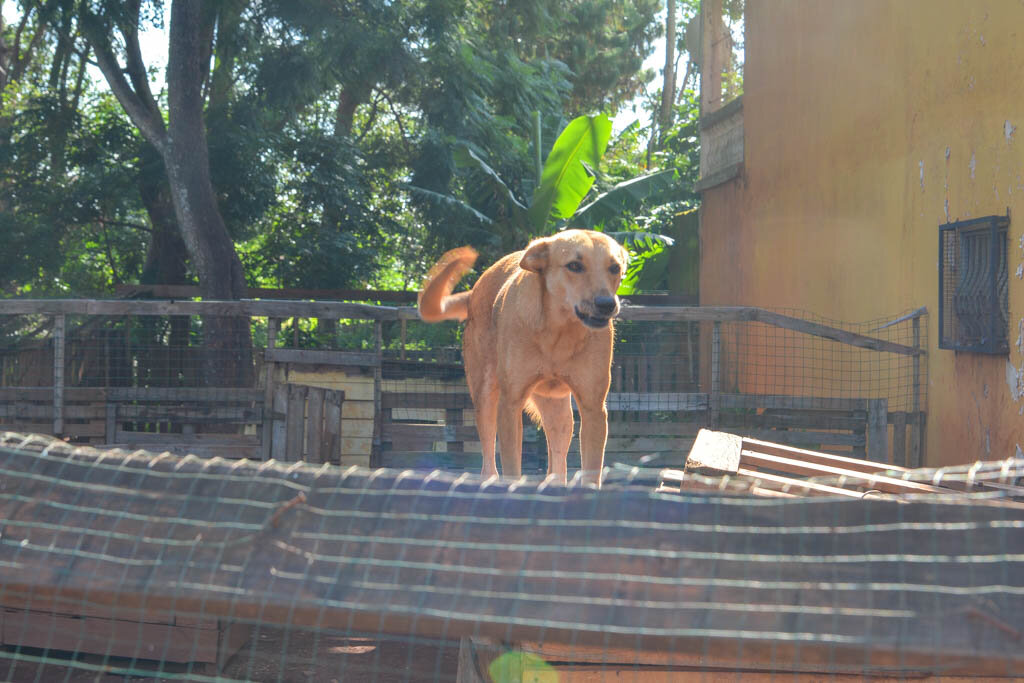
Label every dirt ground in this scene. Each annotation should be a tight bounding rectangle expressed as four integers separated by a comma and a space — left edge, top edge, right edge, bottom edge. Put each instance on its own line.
2, 627, 462, 682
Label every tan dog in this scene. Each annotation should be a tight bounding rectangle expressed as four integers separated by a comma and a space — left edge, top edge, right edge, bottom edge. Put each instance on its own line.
418, 229, 628, 486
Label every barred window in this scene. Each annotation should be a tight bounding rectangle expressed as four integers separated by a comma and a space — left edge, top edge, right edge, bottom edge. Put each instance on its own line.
938, 214, 1010, 353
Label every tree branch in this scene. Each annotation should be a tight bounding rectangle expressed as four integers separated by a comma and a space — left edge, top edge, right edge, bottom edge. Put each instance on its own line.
79, 11, 167, 153
354, 91, 382, 144
122, 0, 162, 120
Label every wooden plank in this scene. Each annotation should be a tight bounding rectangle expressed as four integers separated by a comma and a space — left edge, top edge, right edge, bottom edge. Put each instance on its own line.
342, 401, 376, 420
867, 398, 888, 464
736, 410, 868, 431
115, 405, 261, 423
0, 387, 106, 402
287, 373, 375, 401
742, 436, 910, 474
720, 394, 869, 412
3, 609, 219, 664
105, 403, 117, 443
446, 407, 464, 454
0, 298, 411, 321
1, 592, 197, 626
466, 638, 994, 681
710, 321, 721, 428
570, 437, 695, 454
372, 320, 384, 468
52, 314, 65, 436
0, 405, 107, 422
115, 283, 420, 304
383, 423, 447, 441
107, 387, 264, 402
738, 449, 946, 494
270, 384, 288, 461
685, 428, 742, 474
108, 432, 262, 446
306, 387, 325, 463
727, 428, 865, 449
0, 404, 107, 420
337, 419, 374, 439
662, 468, 866, 499
285, 384, 308, 461
323, 390, 343, 464
265, 347, 379, 368
754, 310, 925, 357
382, 392, 474, 410
891, 412, 907, 467
55, 422, 106, 438
605, 392, 708, 412
608, 422, 702, 437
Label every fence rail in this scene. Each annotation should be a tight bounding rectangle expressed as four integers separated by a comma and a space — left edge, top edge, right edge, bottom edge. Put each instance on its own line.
0, 298, 927, 469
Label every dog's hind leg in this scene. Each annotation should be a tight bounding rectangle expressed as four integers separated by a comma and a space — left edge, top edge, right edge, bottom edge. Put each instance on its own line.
529, 395, 573, 484
496, 390, 528, 479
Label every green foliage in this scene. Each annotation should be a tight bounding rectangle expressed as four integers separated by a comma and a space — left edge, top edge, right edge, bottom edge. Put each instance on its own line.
528, 113, 611, 230
0, 0, 670, 301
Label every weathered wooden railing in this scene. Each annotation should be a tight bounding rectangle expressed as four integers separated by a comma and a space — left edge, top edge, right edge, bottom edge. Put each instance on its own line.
0, 299, 927, 467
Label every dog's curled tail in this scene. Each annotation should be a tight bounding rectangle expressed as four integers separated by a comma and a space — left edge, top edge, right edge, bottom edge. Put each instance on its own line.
418, 246, 478, 322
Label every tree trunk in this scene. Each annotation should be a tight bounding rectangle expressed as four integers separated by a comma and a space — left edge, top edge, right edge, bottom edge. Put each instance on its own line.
82, 1, 254, 388
138, 141, 190, 388
166, 0, 253, 388
658, 0, 677, 146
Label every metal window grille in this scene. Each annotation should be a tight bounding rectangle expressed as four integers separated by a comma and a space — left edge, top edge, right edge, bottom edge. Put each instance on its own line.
939, 214, 1010, 353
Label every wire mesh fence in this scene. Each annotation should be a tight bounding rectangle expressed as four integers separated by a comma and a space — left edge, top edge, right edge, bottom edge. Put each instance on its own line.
0, 298, 927, 471
0, 432, 1021, 682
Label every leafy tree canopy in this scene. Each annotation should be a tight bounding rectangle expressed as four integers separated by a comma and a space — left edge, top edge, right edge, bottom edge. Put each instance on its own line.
0, 0, 695, 301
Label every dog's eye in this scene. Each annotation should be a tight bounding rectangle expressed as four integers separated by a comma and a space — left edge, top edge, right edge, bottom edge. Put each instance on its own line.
609, 263, 621, 275
566, 261, 584, 273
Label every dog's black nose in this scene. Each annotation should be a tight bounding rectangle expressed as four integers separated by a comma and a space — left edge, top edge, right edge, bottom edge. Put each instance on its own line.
594, 296, 617, 316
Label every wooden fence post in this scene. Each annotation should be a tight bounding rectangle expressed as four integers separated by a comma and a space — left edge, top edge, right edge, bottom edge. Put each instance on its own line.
261, 319, 279, 461
52, 314, 65, 437
710, 321, 721, 429
371, 321, 383, 468
867, 398, 888, 464
910, 316, 922, 468
891, 412, 907, 467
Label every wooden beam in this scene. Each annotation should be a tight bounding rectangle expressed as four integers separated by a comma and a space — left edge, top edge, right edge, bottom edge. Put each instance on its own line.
0, 298, 413, 321
741, 435, 911, 474
265, 348, 379, 368
867, 398, 888, 463
738, 449, 946, 494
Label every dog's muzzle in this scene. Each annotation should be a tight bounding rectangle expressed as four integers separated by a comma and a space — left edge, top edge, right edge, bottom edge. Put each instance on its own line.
575, 296, 619, 329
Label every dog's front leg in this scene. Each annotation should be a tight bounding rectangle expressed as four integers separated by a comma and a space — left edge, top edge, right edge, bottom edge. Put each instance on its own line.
577, 402, 608, 487
496, 392, 525, 478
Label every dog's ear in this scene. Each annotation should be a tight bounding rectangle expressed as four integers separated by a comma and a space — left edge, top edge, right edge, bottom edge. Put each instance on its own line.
520, 237, 551, 273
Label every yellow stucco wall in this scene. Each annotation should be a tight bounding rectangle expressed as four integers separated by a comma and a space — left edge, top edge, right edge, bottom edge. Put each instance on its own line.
700, 0, 1024, 466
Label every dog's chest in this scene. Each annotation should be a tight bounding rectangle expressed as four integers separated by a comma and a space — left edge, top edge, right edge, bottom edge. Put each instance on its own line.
536, 327, 599, 365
